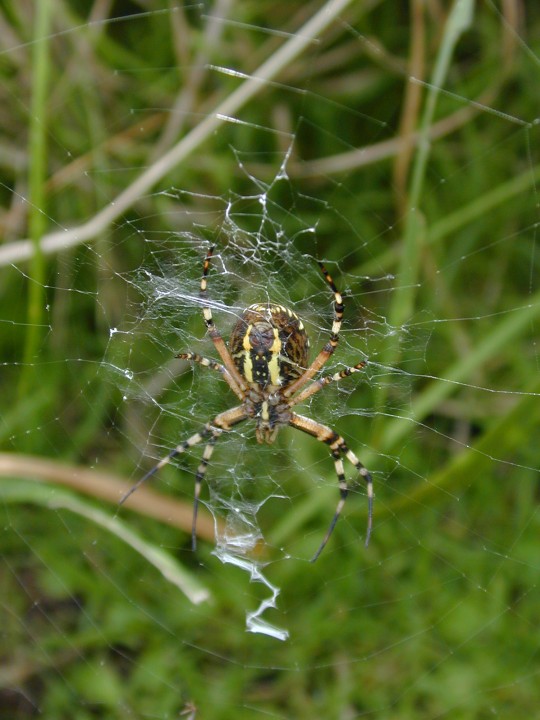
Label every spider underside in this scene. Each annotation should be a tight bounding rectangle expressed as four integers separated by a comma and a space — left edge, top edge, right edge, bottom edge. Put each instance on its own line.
122, 247, 373, 561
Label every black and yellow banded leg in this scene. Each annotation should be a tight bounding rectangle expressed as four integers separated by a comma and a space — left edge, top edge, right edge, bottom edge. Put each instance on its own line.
289, 362, 367, 407
118, 423, 223, 509
288, 412, 373, 562
119, 405, 248, 548
176, 352, 245, 401
334, 438, 373, 545
199, 246, 247, 396
177, 352, 224, 373
317, 260, 345, 349
191, 430, 220, 550
284, 261, 345, 398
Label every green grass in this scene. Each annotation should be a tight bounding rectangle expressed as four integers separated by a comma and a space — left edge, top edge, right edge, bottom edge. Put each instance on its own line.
1, 1, 539, 718
18, 1, 51, 397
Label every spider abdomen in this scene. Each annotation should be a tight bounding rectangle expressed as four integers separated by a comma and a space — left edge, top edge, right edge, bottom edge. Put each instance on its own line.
229, 303, 309, 389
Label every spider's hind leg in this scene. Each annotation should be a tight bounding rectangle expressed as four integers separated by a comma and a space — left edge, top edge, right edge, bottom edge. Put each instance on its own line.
176, 352, 245, 401
198, 246, 247, 396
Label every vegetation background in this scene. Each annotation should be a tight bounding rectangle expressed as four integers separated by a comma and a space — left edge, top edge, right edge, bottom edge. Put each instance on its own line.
1, 1, 539, 718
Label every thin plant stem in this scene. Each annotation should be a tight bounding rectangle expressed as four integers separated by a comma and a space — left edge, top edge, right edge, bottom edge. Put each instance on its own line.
0, 0, 356, 268
19, 1, 51, 399
371, 0, 474, 442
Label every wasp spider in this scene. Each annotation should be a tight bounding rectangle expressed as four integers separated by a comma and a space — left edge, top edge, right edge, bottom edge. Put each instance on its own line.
122, 247, 373, 561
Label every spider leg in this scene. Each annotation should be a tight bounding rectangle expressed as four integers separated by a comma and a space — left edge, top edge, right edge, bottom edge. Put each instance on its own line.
120, 405, 248, 548
191, 431, 219, 550
199, 246, 247, 396
288, 412, 373, 561
176, 352, 225, 373
176, 352, 245, 401
284, 261, 345, 397
289, 361, 367, 408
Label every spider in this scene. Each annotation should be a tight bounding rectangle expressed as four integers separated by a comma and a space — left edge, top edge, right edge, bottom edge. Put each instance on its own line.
121, 247, 373, 561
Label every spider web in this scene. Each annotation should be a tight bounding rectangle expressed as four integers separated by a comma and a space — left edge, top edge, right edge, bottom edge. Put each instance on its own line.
1, 1, 540, 717
105, 172, 391, 640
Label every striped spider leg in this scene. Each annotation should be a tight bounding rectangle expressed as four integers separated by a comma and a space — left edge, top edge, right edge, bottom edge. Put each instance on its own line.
120, 401, 247, 550
287, 365, 373, 561
282, 262, 372, 561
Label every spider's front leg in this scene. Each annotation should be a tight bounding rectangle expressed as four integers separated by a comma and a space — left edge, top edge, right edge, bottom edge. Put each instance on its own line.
289, 412, 373, 561
120, 404, 248, 550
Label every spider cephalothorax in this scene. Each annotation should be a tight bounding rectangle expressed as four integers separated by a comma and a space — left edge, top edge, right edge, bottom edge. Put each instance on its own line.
122, 247, 373, 561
